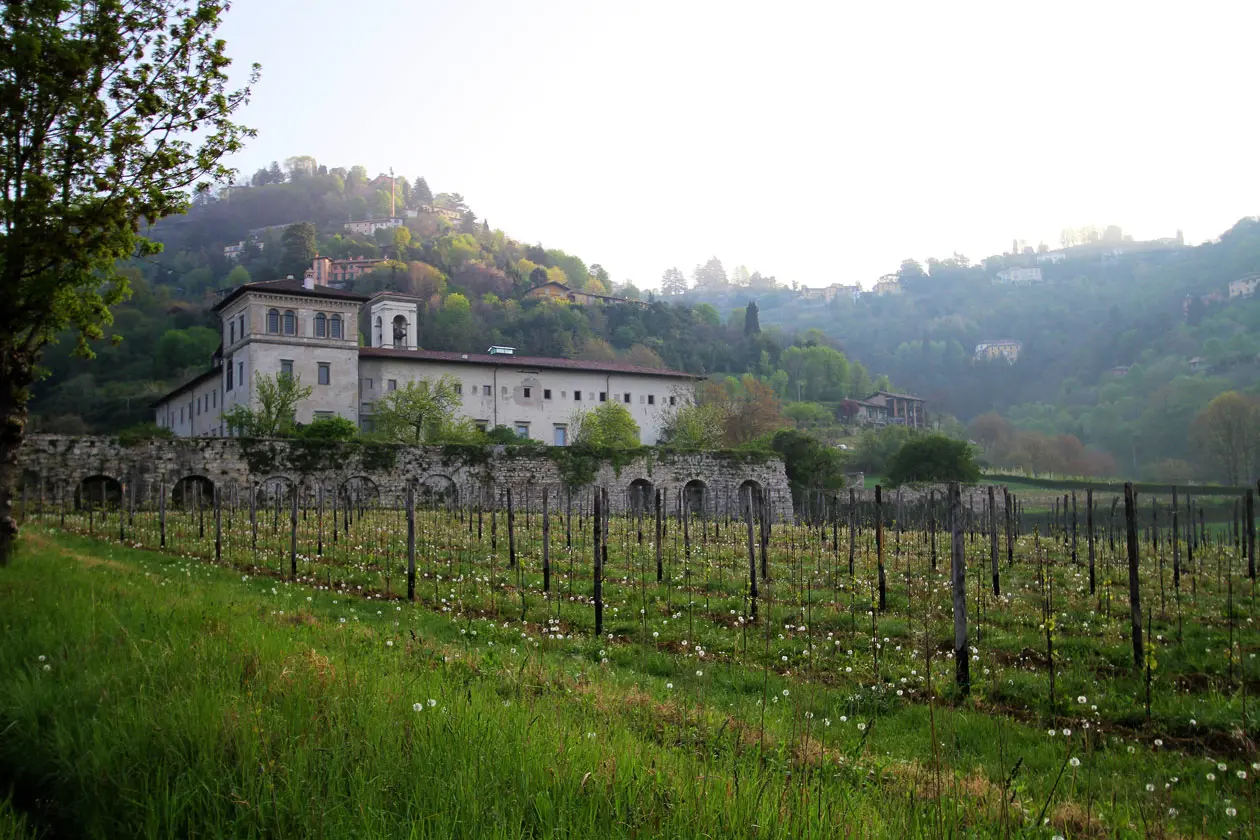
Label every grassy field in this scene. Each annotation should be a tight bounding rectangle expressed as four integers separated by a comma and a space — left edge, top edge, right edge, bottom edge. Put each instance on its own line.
0, 498, 1257, 836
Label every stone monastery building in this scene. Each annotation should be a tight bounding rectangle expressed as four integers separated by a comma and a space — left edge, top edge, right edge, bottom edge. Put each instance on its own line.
153, 279, 699, 445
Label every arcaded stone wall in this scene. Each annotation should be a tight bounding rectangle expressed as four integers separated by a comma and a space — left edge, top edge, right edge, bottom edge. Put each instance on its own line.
15, 435, 795, 521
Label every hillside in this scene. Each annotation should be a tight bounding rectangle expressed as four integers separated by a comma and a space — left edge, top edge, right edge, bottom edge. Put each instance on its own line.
677, 220, 1260, 482
28, 160, 886, 436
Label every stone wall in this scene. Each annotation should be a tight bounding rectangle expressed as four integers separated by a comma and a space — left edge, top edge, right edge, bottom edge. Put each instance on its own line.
16, 435, 794, 521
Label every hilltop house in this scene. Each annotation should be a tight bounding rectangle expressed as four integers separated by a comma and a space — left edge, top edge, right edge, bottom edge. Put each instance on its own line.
309, 255, 387, 288
523, 281, 643, 307
800, 283, 861, 303
974, 340, 1022, 363
872, 275, 902, 296
152, 278, 696, 444
857, 390, 927, 428
993, 267, 1044, 285
344, 217, 404, 237
1229, 273, 1259, 299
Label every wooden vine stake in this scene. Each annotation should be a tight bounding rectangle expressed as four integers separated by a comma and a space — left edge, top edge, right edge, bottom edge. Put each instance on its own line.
542, 487, 551, 594
406, 483, 416, 601
876, 485, 886, 610
1124, 482, 1143, 669
950, 481, 969, 695
593, 487, 604, 636
988, 485, 999, 597
289, 484, 298, 581
745, 487, 758, 619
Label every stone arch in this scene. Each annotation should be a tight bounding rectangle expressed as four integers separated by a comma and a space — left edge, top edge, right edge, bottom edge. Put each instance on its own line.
683, 479, 707, 517
338, 476, 380, 507
75, 474, 122, 509
172, 475, 215, 509
416, 473, 457, 506
628, 478, 654, 515
738, 479, 764, 512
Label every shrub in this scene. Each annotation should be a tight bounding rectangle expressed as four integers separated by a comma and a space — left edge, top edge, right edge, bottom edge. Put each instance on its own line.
884, 434, 980, 486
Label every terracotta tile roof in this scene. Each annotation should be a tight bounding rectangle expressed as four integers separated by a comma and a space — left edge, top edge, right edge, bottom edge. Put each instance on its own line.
358, 346, 701, 379
212, 279, 369, 312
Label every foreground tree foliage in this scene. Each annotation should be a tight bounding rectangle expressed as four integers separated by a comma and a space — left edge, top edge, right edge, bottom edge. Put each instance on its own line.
0, 0, 257, 563
370, 377, 477, 445
222, 373, 311, 438
572, 402, 640, 448
884, 434, 981, 486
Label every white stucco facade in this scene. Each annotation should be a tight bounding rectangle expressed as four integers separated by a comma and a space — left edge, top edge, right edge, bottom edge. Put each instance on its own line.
154, 280, 698, 444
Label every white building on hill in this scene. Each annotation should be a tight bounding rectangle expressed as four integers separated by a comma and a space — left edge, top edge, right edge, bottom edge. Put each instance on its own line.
153, 279, 699, 445
993, 266, 1044, 285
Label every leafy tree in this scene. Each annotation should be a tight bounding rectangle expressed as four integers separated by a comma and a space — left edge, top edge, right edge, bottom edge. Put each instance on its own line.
154, 327, 220, 379
693, 257, 728, 288
412, 177, 433, 206
371, 376, 470, 445
0, 0, 256, 563
280, 223, 317, 277
296, 416, 358, 440
701, 375, 786, 446
284, 156, 318, 179
771, 429, 849, 504
744, 300, 761, 336
1191, 391, 1259, 484
391, 226, 412, 259
661, 267, 687, 296
884, 434, 980, 486
223, 373, 312, 438
224, 265, 251, 289
625, 344, 665, 369
660, 402, 725, 449
576, 337, 617, 362
572, 402, 641, 448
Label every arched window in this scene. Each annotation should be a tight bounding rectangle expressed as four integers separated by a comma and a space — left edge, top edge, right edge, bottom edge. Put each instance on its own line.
314, 312, 327, 338
375, 316, 383, 347
267, 308, 279, 334
330, 314, 343, 339
392, 314, 407, 349
283, 310, 296, 335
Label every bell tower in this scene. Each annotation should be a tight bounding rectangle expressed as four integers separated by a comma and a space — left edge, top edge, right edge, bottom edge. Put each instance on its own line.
368, 293, 419, 350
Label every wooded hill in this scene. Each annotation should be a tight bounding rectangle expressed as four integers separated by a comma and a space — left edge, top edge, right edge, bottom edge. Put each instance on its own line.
29, 159, 888, 437
678, 219, 1260, 483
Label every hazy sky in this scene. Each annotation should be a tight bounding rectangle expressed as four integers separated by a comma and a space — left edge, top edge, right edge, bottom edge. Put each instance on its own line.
218, 0, 1260, 290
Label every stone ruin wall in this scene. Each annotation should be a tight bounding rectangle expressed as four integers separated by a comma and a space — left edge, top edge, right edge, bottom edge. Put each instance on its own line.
15, 435, 796, 521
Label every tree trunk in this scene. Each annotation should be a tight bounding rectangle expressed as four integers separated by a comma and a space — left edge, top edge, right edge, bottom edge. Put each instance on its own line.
0, 389, 28, 566
950, 481, 969, 694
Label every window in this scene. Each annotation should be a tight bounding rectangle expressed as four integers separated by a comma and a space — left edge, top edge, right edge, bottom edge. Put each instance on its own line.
361, 402, 374, 415
669, 395, 677, 406
387, 379, 397, 392
574, 390, 582, 401
599, 391, 607, 402
623, 393, 631, 404
318, 363, 330, 386
283, 310, 296, 335
195, 397, 201, 416
330, 314, 343, 339
553, 425, 567, 446
543, 389, 552, 400
238, 314, 245, 337
313, 411, 334, 421
280, 359, 294, 379
226, 363, 234, 392
267, 308, 279, 334
375, 316, 383, 347
211, 391, 216, 408
522, 387, 531, 398
648, 394, 655, 405
514, 422, 530, 439
454, 383, 462, 396
180, 407, 184, 422
230, 322, 235, 344
314, 312, 327, 337
475, 420, 488, 432
361, 378, 374, 390
482, 385, 492, 396
238, 361, 244, 388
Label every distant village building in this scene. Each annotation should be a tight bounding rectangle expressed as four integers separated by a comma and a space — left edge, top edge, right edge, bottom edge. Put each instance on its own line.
1188, 356, 1208, 372
152, 279, 697, 443
1106, 365, 1131, 377
800, 282, 861, 303
1228, 273, 1260, 299
1183, 291, 1226, 316
861, 390, 926, 427
224, 241, 245, 261
974, 339, 1022, 363
344, 217, 405, 237
310, 256, 387, 288
411, 204, 463, 223
872, 274, 902, 296
1036, 250, 1067, 264
523, 281, 643, 307
993, 266, 1044, 285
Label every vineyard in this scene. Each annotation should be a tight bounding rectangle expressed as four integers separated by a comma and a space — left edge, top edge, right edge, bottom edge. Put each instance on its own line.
4, 477, 1259, 837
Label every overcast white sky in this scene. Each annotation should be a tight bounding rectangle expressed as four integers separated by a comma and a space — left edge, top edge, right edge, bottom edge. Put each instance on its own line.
218, 0, 1260, 290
